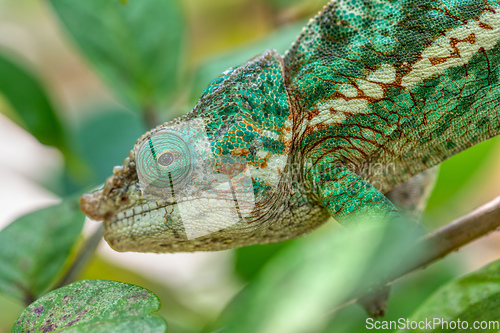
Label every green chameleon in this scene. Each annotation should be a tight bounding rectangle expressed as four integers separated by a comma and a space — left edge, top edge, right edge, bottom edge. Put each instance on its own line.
81, 0, 500, 255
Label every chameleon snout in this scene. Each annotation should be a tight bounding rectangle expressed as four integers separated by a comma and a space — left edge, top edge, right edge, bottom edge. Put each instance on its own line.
80, 191, 106, 221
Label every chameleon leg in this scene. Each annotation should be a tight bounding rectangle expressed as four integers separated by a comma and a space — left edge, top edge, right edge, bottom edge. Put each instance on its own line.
308, 160, 399, 317
308, 158, 438, 317
358, 167, 439, 317
307, 159, 401, 225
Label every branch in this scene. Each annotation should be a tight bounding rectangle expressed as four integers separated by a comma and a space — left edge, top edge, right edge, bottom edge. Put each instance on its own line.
336, 196, 500, 313
55, 224, 104, 289
396, 195, 500, 280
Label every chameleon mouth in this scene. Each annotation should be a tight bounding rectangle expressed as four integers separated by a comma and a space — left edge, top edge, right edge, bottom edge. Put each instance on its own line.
105, 195, 251, 242
104, 201, 178, 239
107, 194, 238, 223
108, 202, 168, 223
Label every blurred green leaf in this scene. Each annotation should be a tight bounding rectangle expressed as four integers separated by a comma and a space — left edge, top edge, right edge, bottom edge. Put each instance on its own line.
0, 51, 93, 194
0, 197, 85, 303
190, 19, 307, 103
426, 136, 500, 211
0, 293, 25, 333
234, 241, 292, 281
256, 0, 326, 11
260, 0, 304, 8
212, 222, 423, 333
12, 279, 166, 332
48, 0, 186, 111
75, 107, 146, 184
322, 256, 460, 333
0, 52, 67, 152
397, 260, 500, 333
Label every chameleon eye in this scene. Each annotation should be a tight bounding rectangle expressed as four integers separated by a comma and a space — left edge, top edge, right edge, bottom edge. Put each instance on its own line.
157, 152, 174, 167
136, 131, 193, 189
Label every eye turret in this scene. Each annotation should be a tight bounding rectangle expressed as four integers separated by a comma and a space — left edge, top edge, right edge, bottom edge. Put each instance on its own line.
136, 131, 193, 189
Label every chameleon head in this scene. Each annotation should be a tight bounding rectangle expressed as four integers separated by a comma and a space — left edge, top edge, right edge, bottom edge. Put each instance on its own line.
80, 50, 294, 253
80, 116, 266, 252
81, 115, 270, 252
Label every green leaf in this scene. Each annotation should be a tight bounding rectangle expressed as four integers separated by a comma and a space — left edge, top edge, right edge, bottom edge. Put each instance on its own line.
426, 136, 500, 212
12, 279, 166, 332
213, 222, 423, 333
0, 52, 67, 151
397, 260, 500, 333
257, 0, 325, 11
81, 256, 209, 333
48, 0, 186, 111
0, 197, 85, 303
234, 241, 292, 281
0, 51, 92, 191
321, 256, 461, 333
75, 107, 146, 184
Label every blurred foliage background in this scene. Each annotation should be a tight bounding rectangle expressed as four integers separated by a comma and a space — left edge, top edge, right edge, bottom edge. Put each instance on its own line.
0, 0, 499, 332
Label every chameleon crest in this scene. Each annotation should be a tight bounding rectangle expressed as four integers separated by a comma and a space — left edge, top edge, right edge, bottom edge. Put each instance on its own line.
81, 0, 500, 253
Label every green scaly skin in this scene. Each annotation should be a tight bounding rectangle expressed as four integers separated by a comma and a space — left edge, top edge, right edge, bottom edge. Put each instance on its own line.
81, 0, 500, 253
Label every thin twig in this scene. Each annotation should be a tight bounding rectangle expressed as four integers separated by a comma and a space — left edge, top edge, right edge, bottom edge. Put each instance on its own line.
55, 224, 104, 289
336, 196, 500, 313
396, 196, 500, 280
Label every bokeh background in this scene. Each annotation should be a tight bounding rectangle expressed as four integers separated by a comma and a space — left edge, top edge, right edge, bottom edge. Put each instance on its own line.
0, 0, 499, 332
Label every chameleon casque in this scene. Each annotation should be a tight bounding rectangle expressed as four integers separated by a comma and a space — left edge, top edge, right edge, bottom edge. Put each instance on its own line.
81, 0, 500, 254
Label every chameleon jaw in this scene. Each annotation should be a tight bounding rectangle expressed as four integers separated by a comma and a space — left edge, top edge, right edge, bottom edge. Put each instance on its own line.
101, 194, 256, 253
103, 201, 183, 252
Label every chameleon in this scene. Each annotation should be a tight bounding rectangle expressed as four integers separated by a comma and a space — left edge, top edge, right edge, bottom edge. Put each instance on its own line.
81, 0, 500, 254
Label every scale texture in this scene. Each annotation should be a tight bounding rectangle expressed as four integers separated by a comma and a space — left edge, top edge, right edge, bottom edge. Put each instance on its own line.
81, 0, 500, 253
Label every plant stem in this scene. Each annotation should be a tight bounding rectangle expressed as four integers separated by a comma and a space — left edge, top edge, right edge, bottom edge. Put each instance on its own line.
55, 224, 104, 289
335, 196, 500, 313
400, 196, 500, 279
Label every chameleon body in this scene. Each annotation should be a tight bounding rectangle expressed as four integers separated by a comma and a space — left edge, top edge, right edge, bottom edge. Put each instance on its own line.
81, 0, 500, 253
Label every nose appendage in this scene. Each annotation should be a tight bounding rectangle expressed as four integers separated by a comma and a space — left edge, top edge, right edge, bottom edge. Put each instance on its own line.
80, 191, 105, 221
